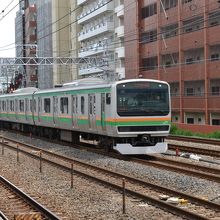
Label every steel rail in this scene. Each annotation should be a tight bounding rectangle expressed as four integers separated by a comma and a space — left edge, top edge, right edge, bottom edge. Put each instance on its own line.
167, 135, 220, 146
168, 143, 220, 157
0, 176, 61, 220
0, 138, 219, 218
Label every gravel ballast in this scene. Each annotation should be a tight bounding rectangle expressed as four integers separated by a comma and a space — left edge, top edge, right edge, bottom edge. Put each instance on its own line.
0, 131, 220, 219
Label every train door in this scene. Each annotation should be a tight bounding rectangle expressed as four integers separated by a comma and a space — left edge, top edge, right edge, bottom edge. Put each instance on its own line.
101, 93, 106, 130
53, 96, 58, 125
72, 95, 78, 128
25, 98, 28, 120
15, 99, 18, 120
38, 97, 41, 122
88, 94, 96, 130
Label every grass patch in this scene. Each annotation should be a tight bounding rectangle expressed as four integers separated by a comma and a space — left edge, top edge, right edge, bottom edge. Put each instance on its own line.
170, 124, 220, 139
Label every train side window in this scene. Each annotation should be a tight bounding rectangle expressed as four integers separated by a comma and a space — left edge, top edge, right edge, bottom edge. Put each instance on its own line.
19, 100, 24, 112
33, 99, 36, 112
15, 100, 18, 112
44, 98, 51, 113
30, 100, 33, 112
81, 96, 85, 114
106, 93, 111, 105
60, 97, 68, 114
10, 100, 14, 112
2, 101, 6, 111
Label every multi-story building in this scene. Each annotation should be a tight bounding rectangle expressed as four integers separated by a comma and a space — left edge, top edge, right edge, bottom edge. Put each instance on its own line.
24, 2, 38, 87
124, 0, 220, 130
37, 0, 53, 89
76, 0, 125, 81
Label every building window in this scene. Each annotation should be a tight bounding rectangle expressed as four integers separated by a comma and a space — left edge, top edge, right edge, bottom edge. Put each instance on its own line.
183, 17, 203, 33
186, 58, 193, 64
141, 30, 157, 44
44, 98, 51, 113
182, 0, 192, 4
161, 23, 178, 39
187, 118, 194, 124
211, 54, 219, 61
211, 86, 220, 95
81, 96, 85, 114
212, 119, 220, 125
186, 88, 194, 96
60, 97, 68, 114
142, 3, 157, 19
160, 0, 177, 11
209, 11, 220, 27
142, 57, 158, 71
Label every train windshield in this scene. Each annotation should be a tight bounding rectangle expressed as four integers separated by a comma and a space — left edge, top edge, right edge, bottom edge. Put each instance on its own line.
117, 81, 169, 116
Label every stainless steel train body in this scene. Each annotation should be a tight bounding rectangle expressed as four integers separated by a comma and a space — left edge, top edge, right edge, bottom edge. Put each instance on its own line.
0, 79, 171, 154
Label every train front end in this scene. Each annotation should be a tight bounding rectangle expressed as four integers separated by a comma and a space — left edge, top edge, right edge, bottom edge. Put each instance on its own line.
113, 79, 171, 155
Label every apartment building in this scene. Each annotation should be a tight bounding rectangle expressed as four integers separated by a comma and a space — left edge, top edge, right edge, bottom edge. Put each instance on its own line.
24, 3, 38, 87
76, 0, 125, 81
124, 0, 220, 128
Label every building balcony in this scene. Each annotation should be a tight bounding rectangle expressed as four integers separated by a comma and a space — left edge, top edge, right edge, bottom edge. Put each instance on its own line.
25, 21, 37, 30
181, 1, 204, 21
78, 21, 114, 41
26, 35, 37, 43
160, 66, 180, 82
115, 47, 125, 58
140, 41, 157, 57
26, 48, 36, 56
171, 96, 180, 111
79, 66, 104, 76
208, 25, 220, 44
160, 37, 179, 53
182, 96, 206, 111
25, 5, 36, 16
208, 60, 220, 79
115, 4, 124, 17
208, 96, 220, 112
78, 42, 114, 58
182, 63, 205, 81
77, 1, 114, 24
77, 0, 87, 6
181, 29, 204, 50
116, 67, 125, 79
115, 25, 124, 38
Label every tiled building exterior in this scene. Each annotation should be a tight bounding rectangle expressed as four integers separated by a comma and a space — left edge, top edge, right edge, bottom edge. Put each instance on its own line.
124, 0, 220, 127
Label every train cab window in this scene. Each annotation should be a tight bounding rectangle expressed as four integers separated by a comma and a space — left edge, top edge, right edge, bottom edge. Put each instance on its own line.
81, 96, 85, 114
106, 93, 111, 105
60, 97, 68, 114
19, 100, 24, 112
44, 98, 51, 113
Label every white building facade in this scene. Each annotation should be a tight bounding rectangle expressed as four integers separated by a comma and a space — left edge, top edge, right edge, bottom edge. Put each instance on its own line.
76, 0, 125, 81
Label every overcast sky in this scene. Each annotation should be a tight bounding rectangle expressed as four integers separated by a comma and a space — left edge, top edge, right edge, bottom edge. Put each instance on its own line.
0, 0, 19, 57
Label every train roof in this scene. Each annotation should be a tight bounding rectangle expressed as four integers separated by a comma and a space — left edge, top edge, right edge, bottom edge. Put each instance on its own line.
0, 79, 169, 98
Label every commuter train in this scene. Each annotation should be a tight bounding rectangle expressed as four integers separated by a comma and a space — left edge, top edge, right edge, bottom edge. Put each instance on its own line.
0, 78, 171, 155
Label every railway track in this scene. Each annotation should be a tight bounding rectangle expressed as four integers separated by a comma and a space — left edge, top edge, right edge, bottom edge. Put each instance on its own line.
0, 176, 61, 220
168, 143, 220, 158
1, 135, 220, 183
132, 155, 220, 183
167, 135, 220, 146
0, 136, 220, 220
